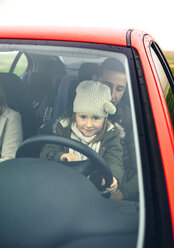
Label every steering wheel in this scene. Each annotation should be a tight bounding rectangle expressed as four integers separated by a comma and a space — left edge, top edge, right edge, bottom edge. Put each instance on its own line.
16, 135, 113, 191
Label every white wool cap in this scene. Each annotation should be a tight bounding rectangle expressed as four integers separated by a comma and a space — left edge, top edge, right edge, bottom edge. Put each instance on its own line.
73, 80, 116, 117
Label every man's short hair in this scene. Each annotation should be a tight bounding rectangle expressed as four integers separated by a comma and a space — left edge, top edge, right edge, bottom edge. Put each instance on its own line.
99, 57, 125, 75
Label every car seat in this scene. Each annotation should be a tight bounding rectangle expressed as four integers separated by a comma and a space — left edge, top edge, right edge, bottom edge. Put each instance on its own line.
37, 74, 64, 123
21, 59, 66, 124
0, 72, 39, 139
38, 75, 74, 134
77, 62, 100, 82
38, 63, 100, 135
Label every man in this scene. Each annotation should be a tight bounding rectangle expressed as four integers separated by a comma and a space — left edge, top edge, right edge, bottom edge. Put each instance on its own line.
99, 57, 138, 201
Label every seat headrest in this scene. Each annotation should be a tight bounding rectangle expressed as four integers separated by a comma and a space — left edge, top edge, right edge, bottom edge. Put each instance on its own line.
0, 72, 27, 98
78, 62, 100, 82
38, 59, 66, 76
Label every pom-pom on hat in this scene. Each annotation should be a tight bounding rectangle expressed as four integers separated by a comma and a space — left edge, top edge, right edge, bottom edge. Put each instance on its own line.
73, 80, 116, 117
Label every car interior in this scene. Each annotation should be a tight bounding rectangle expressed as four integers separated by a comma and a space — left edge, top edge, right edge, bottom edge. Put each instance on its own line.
0, 43, 142, 247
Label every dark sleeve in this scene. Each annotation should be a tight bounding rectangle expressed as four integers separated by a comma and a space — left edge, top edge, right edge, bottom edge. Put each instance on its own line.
123, 104, 136, 170
119, 174, 139, 201
102, 134, 124, 184
127, 132, 137, 171
120, 104, 138, 199
40, 144, 65, 162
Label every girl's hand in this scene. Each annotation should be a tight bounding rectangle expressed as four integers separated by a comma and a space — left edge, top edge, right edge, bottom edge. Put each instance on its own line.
60, 153, 79, 162
102, 177, 118, 192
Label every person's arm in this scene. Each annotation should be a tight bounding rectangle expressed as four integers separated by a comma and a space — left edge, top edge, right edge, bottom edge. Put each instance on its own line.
119, 174, 138, 200
102, 134, 124, 185
40, 144, 79, 162
40, 143, 66, 162
0, 111, 23, 162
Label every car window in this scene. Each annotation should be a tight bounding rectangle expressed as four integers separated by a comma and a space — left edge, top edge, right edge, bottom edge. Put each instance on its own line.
0, 51, 28, 76
150, 44, 174, 129
13, 53, 28, 76
0, 51, 17, 72
0, 42, 144, 246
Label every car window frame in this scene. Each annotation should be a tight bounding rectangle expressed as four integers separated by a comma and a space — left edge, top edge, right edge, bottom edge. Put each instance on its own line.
132, 46, 173, 246
150, 42, 174, 129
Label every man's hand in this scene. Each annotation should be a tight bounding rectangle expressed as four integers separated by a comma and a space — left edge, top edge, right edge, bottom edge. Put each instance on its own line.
110, 189, 124, 199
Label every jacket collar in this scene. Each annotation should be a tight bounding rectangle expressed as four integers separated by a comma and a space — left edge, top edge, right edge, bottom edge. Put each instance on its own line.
0, 107, 10, 117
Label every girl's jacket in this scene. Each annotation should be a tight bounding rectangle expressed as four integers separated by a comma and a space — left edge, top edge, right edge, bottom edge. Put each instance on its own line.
40, 119, 124, 184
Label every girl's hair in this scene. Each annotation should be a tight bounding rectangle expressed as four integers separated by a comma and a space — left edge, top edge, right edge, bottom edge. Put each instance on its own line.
65, 113, 108, 143
0, 84, 7, 114
92, 118, 108, 143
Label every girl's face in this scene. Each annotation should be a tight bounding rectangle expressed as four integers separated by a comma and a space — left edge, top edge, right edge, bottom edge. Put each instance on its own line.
76, 113, 105, 137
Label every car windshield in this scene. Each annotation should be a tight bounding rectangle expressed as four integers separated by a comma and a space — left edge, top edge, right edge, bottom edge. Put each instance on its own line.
0, 42, 144, 246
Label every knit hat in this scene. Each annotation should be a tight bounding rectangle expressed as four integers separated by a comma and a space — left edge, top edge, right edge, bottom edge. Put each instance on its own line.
73, 80, 116, 117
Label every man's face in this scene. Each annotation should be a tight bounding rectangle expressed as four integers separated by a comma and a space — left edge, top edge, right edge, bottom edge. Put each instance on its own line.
100, 69, 127, 106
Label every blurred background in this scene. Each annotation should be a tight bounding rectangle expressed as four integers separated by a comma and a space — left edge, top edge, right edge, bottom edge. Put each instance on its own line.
0, 0, 174, 74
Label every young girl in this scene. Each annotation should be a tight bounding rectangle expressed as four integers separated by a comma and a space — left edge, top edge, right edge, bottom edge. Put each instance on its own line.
40, 80, 124, 193
0, 84, 23, 162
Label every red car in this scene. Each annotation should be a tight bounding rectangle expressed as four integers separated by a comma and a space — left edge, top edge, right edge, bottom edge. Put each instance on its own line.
0, 26, 173, 248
